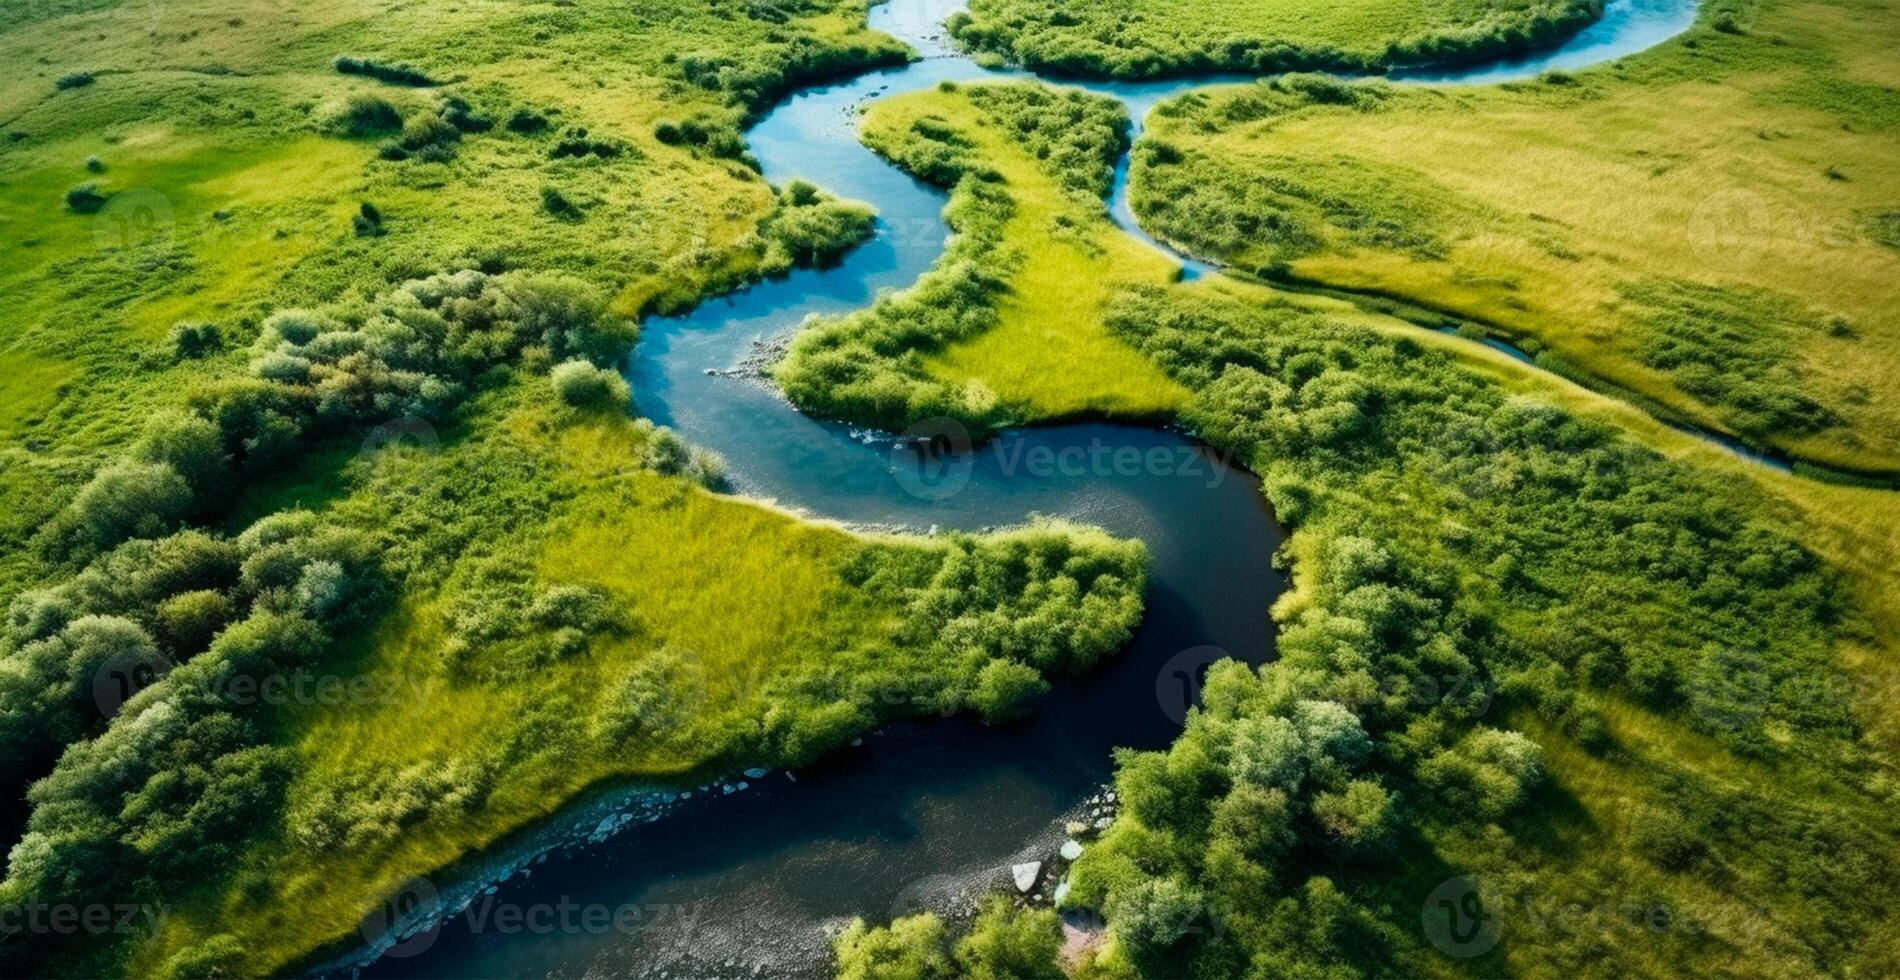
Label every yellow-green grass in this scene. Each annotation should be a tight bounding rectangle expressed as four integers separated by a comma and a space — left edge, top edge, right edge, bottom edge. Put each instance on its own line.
1133, 0, 1900, 472
0, 0, 898, 593
130, 402, 977, 975
860, 87, 1190, 421
951, 0, 1601, 78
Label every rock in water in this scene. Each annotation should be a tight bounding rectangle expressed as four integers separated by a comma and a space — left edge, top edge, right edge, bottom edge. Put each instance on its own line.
1059, 839, 1084, 861
1012, 861, 1041, 893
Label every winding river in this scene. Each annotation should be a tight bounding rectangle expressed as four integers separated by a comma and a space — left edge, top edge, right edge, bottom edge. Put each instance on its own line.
352, 0, 1700, 975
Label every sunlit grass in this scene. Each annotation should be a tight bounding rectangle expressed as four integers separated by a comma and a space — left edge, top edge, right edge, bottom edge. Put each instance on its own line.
1133, 0, 1900, 471
860, 87, 1190, 422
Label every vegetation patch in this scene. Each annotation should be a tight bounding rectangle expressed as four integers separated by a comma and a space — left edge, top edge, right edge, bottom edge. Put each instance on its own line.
777, 81, 1187, 433
1129, 0, 1900, 470
947, 0, 1606, 79
1622, 277, 1837, 440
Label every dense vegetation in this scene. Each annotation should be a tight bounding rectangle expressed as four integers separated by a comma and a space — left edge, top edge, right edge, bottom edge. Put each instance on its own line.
1062, 283, 1895, 976
829, 277, 1900, 978
0, 1, 1155, 976
947, 0, 1605, 79
1128, 0, 1900, 472
773, 50, 1900, 980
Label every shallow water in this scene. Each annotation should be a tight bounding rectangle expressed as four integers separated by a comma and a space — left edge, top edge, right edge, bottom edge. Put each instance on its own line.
352, 0, 1700, 974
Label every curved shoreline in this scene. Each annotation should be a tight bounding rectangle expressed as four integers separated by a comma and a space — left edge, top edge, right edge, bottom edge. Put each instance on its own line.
330, 1, 1718, 975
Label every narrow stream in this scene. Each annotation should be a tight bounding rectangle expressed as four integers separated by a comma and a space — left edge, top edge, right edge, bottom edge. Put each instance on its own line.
352, 0, 1700, 975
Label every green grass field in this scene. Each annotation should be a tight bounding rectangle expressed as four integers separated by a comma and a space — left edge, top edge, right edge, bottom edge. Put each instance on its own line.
868, 85, 1190, 421
948, 0, 1604, 78
797, 60, 1900, 979
1129, 0, 1900, 473
0, 2, 1156, 976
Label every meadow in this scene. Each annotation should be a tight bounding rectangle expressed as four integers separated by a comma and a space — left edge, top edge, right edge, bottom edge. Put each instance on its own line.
0, 1, 1151, 975
777, 81, 1189, 432
791, 49, 1900, 980
947, 0, 1606, 78
1129, 0, 1900, 474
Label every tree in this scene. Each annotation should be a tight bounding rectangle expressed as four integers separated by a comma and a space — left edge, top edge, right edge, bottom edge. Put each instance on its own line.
1107, 877, 1208, 961
970, 658, 1049, 723
954, 898, 1063, 980
833, 913, 952, 980
551, 359, 631, 410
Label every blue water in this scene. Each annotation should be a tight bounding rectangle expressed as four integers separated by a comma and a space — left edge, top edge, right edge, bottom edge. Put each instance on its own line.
349, 0, 1703, 975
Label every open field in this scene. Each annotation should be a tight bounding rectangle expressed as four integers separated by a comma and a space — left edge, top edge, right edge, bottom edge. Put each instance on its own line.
948, 0, 1605, 78
1130, 0, 1900, 472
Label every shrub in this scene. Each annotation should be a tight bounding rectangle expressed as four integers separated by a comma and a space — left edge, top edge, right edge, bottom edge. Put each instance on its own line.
328, 94, 403, 136
954, 898, 1062, 980
64, 183, 107, 213
166, 321, 221, 359
506, 109, 549, 134
969, 658, 1048, 723
353, 201, 385, 237
44, 462, 192, 560
550, 359, 630, 410
1107, 877, 1206, 959
332, 55, 436, 86
133, 412, 230, 498
540, 185, 580, 218
549, 126, 628, 159
154, 589, 238, 655
55, 71, 94, 90
832, 914, 952, 980
83, 154, 105, 173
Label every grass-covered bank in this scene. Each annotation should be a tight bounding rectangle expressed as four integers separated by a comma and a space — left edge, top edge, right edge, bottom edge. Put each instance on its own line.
947, 0, 1606, 80
831, 276, 1900, 979
777, 81, 1188, 432
1127, 0, 1900, 472
798, 73, 1900, 978
0, 1, 1159, 975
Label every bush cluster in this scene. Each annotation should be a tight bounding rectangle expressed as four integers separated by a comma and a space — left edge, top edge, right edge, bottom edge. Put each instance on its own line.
778, 83, 1131, 435
333, 55, 437, 87
1050, 283, 1874, 975
946, 0, 1604, 80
